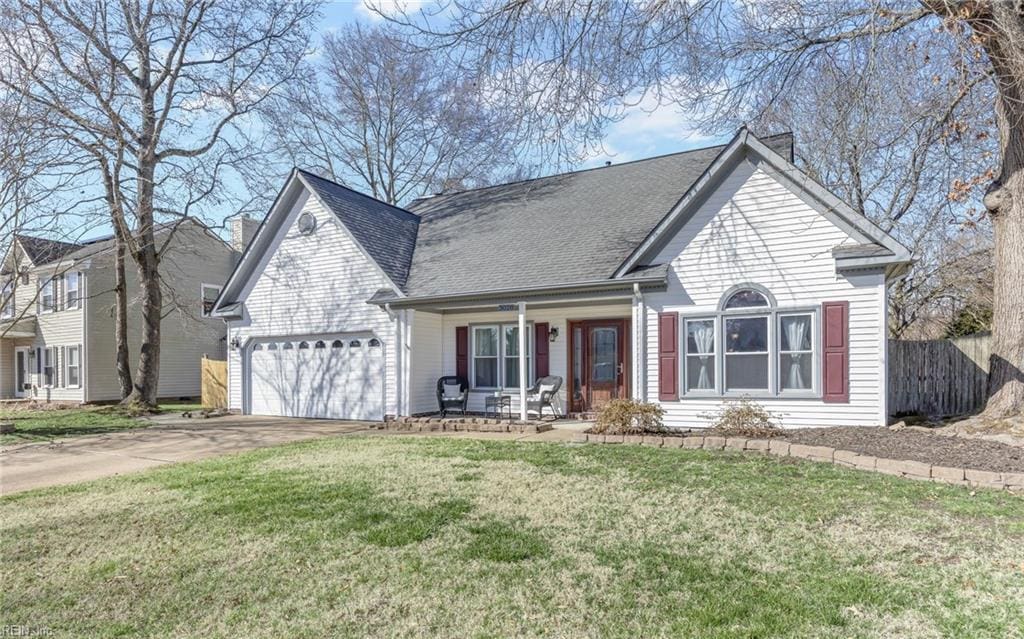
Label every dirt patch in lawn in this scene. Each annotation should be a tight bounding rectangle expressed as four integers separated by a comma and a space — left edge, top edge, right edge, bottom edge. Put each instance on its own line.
782, 427, 1024, 473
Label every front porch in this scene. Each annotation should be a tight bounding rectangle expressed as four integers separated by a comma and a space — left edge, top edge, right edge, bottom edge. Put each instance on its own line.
0, 321, 37, 400
392, 284, 656, 420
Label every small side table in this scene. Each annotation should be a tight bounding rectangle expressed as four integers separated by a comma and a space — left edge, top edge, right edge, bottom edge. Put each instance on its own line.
484, 394, 512, 421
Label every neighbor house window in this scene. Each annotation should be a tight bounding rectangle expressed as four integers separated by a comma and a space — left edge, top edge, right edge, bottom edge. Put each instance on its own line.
43, 346, 56, 387
65, 345, 81, 387
471, 323, 534, 389
201, 284, 222, 318
1, 280, 13, 318
65, 272, 81, 309
679, 286, 818, 397
38, 277, 56, 313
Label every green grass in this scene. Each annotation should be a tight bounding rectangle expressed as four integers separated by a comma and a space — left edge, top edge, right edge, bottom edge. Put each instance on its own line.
2, 436, 1023, 638
0, 402, 202, 445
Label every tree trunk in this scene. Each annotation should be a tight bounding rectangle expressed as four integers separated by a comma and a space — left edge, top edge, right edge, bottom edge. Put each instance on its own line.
125, 246, 162, 408
113, 238, 133, 399
977, 5, 1024, 419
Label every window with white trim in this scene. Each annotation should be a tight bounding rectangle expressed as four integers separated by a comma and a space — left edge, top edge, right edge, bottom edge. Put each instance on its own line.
779, 313, 814, 391
201, 284, 221, 318
1, 280, 13, 319
43, 346, 56, 387
684, 319, 715, 392
65, 345, 81, 387
680, 286, 818, 397
38, 277, 56, 314
471, 323, 534, 389
65, 272, 81, 310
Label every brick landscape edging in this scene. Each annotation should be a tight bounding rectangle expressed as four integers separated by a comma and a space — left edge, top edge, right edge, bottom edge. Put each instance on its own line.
571, 432, 1024, 493
376, 416, 552, 434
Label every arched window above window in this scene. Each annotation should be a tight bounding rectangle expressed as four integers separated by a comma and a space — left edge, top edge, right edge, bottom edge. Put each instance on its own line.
267, 343, 278, 351
349, 339, 361, 348
282, 342, 294, 350
368, 338, 381, 347
298, 341, 310, 349
721, 285, 773, 310
331, 340, 344, 349
315, 340, 326, 349
253, 343, 264, 351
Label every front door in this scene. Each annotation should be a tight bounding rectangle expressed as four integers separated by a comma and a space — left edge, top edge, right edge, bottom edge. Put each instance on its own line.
568, 319, 629, 414
14, 347, 29, 398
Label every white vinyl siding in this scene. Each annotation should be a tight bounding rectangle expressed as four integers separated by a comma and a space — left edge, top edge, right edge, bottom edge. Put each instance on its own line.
226, 191, 399, 417
644, 158, 887, 428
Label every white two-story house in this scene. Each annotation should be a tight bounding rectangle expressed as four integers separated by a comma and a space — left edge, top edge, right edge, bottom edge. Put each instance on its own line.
0, 219, 238, 402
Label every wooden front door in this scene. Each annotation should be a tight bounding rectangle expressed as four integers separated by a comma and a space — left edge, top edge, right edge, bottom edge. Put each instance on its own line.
568, 319, 629, 414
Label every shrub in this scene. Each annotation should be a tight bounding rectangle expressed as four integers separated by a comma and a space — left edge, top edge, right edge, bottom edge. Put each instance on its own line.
701, 398, 784, 438
591, 399, 665, 435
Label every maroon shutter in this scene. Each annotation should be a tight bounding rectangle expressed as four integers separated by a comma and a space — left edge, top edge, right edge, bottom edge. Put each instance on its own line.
534, 322, 550, 378
658, 312, 679, 401
822, 301, 849, 403
455, 326, 469, 381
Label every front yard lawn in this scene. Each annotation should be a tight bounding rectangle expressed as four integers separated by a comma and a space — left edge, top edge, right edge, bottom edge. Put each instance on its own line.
2, 436, 1023, 638
0, 403, 202, 445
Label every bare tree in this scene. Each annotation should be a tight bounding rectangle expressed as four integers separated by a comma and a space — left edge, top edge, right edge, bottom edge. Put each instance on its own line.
265, 23, 523, 205
383, 0, 1024, 420
0, 0, 319, 407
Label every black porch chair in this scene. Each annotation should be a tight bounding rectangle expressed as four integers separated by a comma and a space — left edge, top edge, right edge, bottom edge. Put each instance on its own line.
525, 375, 563, 420
436, 376, 469, 418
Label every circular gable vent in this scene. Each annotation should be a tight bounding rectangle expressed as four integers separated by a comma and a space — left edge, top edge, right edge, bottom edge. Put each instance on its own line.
297, 211, 317, 235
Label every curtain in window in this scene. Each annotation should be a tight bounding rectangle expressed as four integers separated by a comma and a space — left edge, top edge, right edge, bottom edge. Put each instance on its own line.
693, 323, 714, 390
785, 316, 809, 390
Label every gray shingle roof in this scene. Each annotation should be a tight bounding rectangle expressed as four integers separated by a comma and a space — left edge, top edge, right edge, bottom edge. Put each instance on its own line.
15, 235, 83, 265
298, 170, 420, 290
403, 134, 794, 297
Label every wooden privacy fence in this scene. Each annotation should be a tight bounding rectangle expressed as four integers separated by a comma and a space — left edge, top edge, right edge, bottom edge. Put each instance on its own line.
888, 334, 990, 417
201, 355, 228, 409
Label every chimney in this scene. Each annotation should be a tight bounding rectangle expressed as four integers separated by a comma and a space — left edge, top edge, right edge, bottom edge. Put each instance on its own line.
230, 215, 258, 253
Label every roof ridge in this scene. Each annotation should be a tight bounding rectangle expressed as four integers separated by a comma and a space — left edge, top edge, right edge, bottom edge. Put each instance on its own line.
295, 168, 421, 222
408, 132, 795, 208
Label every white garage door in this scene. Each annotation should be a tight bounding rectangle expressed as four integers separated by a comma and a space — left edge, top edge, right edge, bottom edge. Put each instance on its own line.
248, 335, 384, 421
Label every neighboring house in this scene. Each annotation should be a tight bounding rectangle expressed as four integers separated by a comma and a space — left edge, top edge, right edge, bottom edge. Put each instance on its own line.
213, 129, 911, 427
0, 220, 237, 402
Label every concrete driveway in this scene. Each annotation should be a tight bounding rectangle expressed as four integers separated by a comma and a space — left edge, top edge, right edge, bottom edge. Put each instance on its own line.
0, 415, 371, 495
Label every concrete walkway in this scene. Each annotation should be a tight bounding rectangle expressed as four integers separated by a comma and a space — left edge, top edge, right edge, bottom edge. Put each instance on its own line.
0, 415, 587, 495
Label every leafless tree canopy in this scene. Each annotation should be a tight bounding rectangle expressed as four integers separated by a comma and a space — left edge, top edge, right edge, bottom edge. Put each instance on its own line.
265, 23, 526, 205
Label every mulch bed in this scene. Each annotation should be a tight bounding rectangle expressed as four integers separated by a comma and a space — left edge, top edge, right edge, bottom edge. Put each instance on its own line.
782, 427, 1024, 473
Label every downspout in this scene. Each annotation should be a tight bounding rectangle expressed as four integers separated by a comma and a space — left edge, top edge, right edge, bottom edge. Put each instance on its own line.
632, 283, 644, 401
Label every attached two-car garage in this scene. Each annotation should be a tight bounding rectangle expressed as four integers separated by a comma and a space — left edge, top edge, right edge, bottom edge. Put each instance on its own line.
246, 334, 385, 421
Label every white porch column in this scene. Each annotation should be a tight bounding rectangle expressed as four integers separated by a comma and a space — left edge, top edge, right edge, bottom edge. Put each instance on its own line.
518, 301, 527, 421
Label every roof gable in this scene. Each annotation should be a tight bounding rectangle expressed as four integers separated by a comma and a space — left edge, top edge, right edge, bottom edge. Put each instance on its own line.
15, 235, 82, 266
214, 170, 421, 315
613, 129, 911, 278
295, 171, 420, 290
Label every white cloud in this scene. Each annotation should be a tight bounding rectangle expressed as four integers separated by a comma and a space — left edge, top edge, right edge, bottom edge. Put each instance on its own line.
354, 0, 427, 22
582, 92, 719, 167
